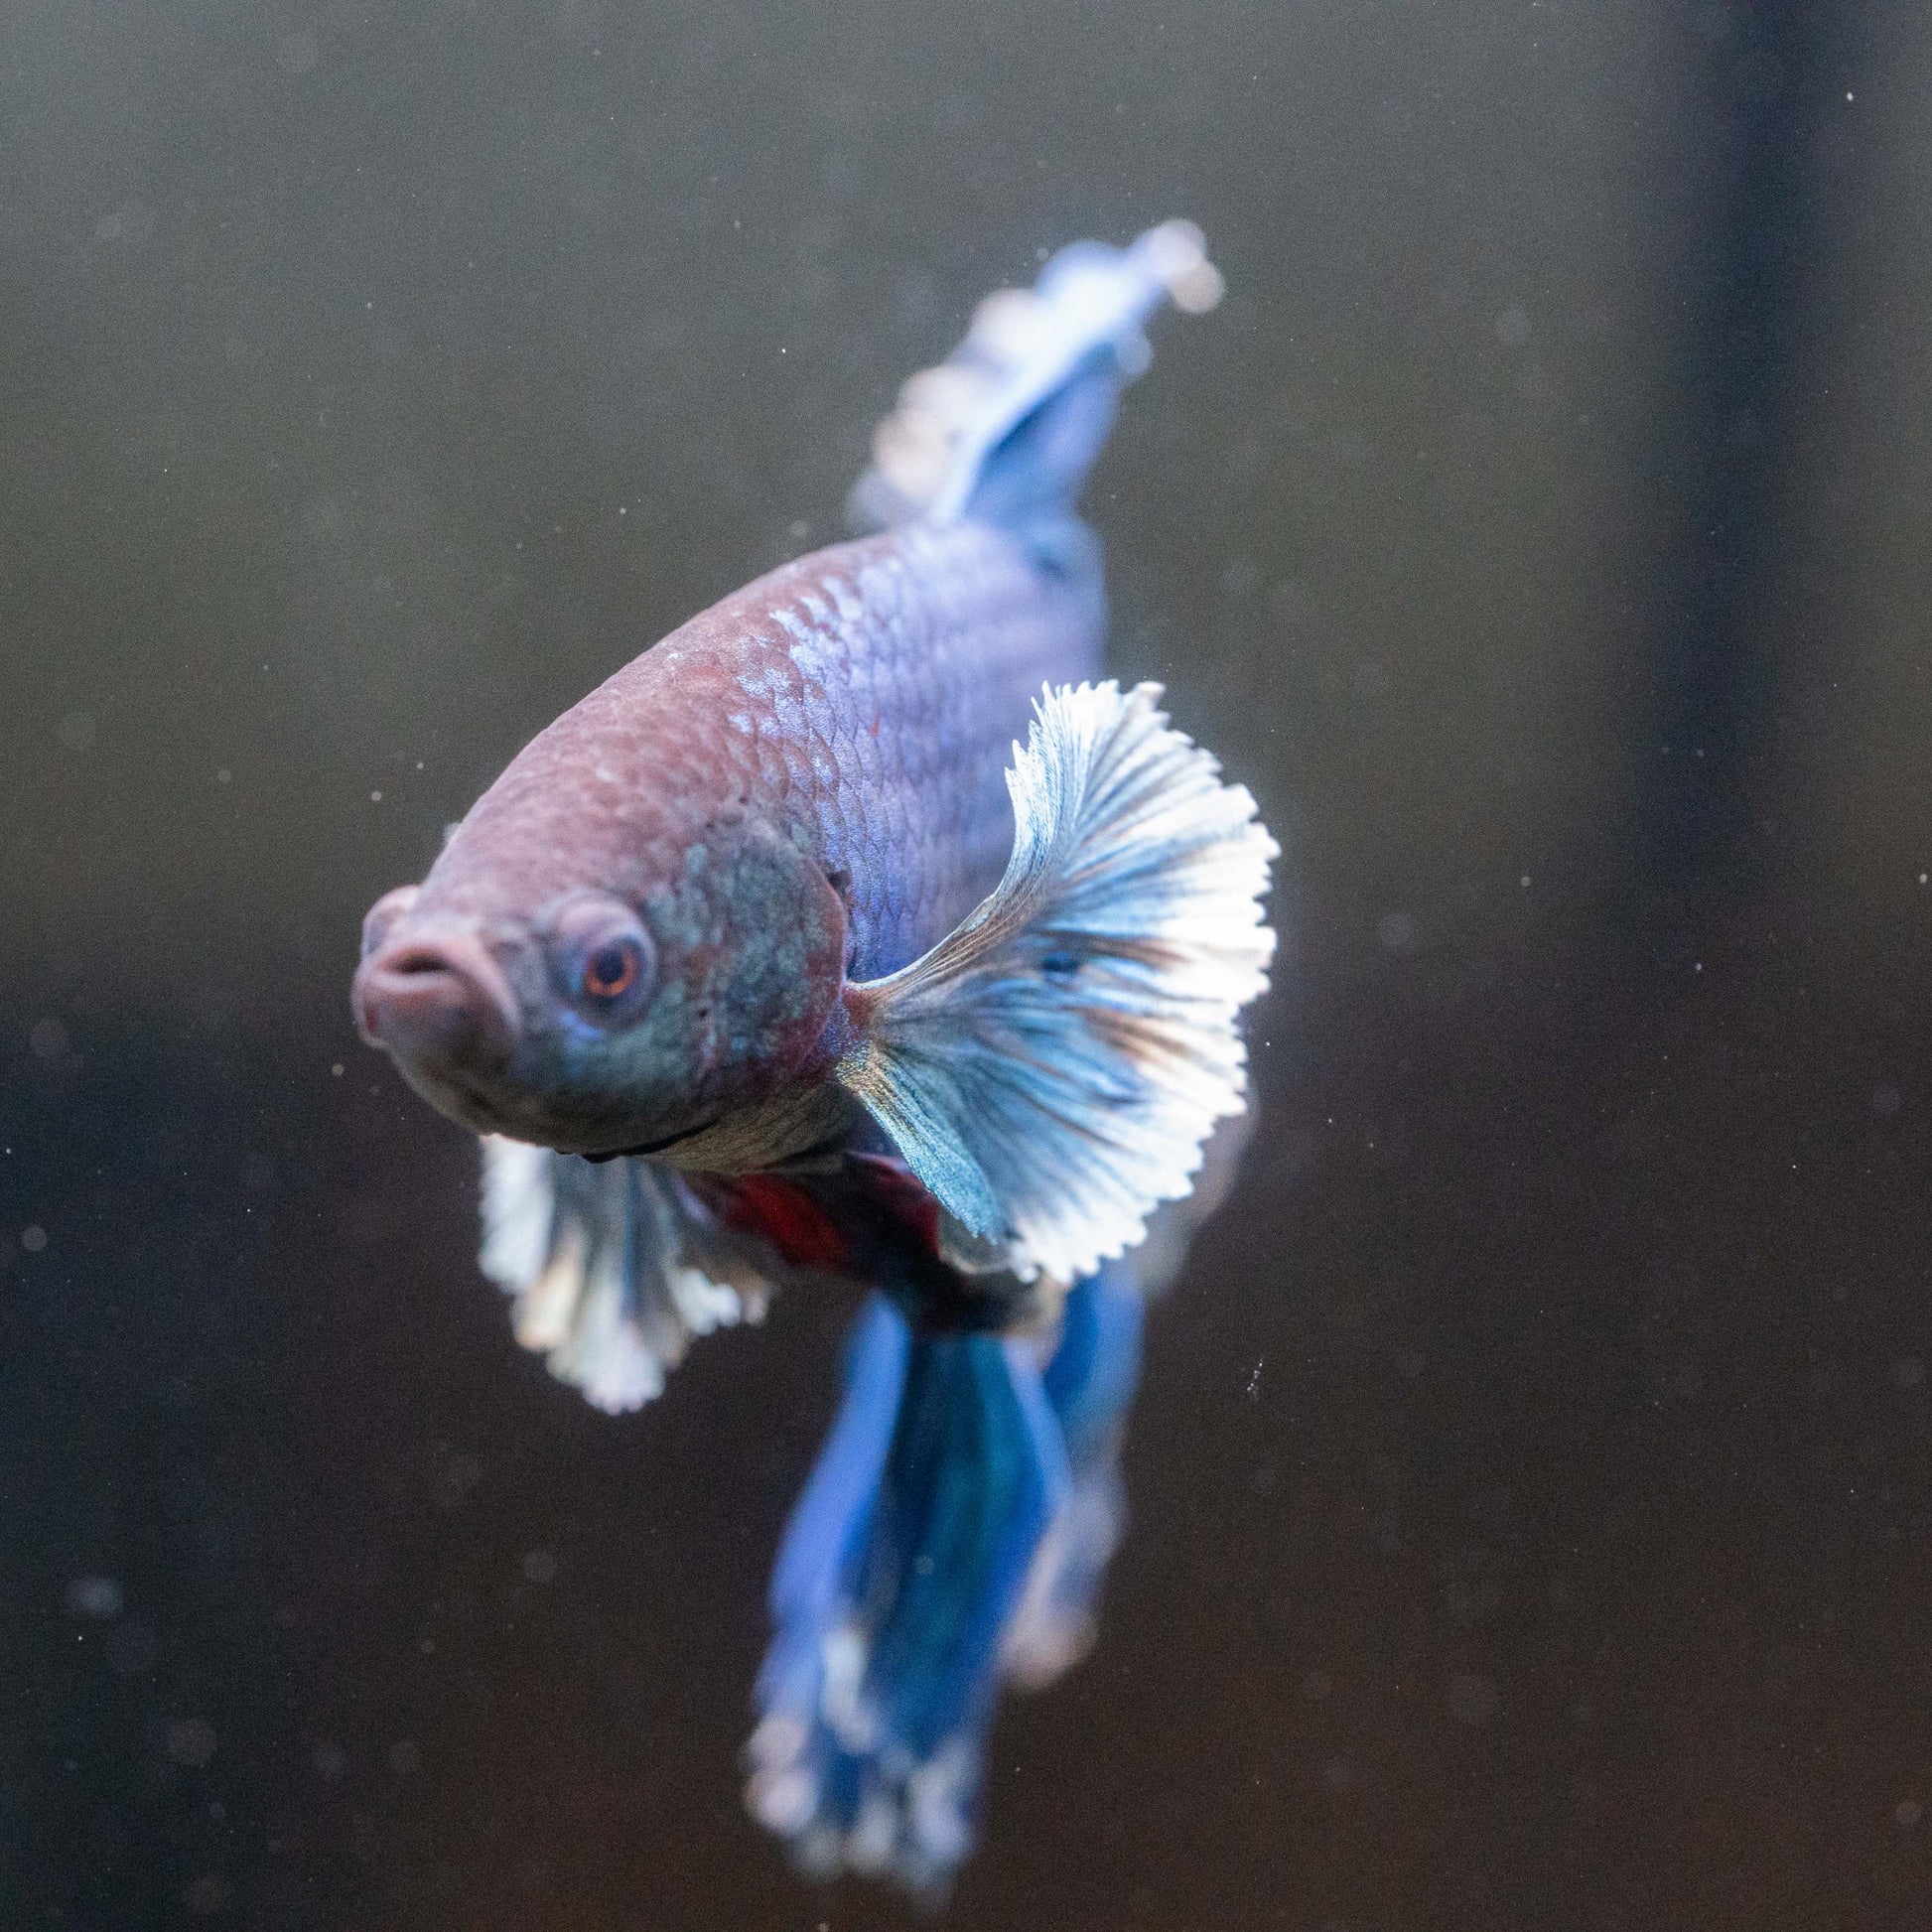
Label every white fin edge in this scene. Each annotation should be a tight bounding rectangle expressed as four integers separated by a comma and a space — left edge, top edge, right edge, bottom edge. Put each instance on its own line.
833, 681, 1277, 1284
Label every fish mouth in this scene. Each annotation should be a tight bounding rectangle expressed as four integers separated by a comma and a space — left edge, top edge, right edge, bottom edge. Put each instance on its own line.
353, 925, 521, 1072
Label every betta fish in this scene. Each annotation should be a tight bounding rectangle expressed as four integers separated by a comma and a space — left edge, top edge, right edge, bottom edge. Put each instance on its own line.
352, 220, 1275, 1888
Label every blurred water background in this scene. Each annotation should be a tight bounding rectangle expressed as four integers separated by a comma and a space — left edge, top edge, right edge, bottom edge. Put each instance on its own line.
6, 1, 1932, 1926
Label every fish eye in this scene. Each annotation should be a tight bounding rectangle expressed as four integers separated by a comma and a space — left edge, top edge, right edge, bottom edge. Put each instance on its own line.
584, 937, 642, 1001
548, 897, 655, 1024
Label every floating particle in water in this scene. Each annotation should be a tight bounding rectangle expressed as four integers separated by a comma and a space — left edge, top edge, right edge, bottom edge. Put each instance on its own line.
29, 1018, 68, 1059
1893, 1358, 1924, 1392
183, 1872, 231, 1916
1377, 910, 1418, 955
1352, 660, 1389, 700
522, 1549, 557, 1584
1449, 1672, 1499, 1725
21, 1226, 48, 1253
275, 30, 319, 74
1873, 1083, 1903, 1118
1301, 1670, 1333, 1702
57, 709, 96, 752
167, 1719, 218, 1767
1495, 306, 1531, 347
65, 1575, 123, 1619
1897, 1799, 1922, 1828
432, 1451, 483, 1509
312, 1740, 348, 1782
387, 1739, 421, 1776
106, 1621, 158, 1675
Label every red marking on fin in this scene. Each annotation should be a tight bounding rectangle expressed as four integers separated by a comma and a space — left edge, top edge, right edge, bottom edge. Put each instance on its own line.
843, 1152, 942, 1254
726, 1175, 853, 1270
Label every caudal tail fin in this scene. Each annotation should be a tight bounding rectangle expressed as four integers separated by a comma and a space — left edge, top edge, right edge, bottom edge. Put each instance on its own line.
848, 219, 1222, 537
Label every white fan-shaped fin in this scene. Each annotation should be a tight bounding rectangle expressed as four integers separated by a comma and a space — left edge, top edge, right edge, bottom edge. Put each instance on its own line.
477, 1137, 785, 1414
833, 681, 1277, 1283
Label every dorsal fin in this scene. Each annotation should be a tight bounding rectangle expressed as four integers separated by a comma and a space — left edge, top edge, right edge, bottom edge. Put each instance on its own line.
847, 220, 1222, 538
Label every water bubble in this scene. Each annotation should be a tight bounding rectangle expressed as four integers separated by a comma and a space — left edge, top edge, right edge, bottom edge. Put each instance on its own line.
183, 1873, 231, 1916
166, 1718, 218, 1767
1897, 1798, 1922, 1828
312, 1739, 348, 1782
21, 1225, 48, 1253
106, 1620, 158, 1674
275, 30, 320, 74
522, 1549, 557, 1584
1873, 1083, 1903, 1118
1269, 578, 1318, 628
65, 1575, 123, 1619
1449, 1671, 1499, 1725
1377, 911, 1419, 955
432, 1451, 482, 1509
1219, 556, 1260, 601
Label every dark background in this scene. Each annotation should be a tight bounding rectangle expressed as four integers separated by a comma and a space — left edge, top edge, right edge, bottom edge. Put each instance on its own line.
4, 1, 1930, 1926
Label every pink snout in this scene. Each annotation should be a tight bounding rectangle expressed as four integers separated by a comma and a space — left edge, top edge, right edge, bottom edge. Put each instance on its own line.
353, 927, 520, 1068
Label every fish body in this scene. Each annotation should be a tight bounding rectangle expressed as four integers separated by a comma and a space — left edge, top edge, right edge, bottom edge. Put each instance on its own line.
365, 522, 1098, 1170
350, 220, 1272, 1891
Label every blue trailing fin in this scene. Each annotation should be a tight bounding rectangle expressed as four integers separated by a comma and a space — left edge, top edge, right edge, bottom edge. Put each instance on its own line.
745, 1266, 1146, 1894
848, 220, 1223, 539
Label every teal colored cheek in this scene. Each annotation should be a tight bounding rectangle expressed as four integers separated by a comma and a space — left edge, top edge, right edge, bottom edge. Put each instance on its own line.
555, 1010, 607, 1049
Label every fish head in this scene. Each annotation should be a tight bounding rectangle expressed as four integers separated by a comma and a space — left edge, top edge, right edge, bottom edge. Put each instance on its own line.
351, 806, 848, 1156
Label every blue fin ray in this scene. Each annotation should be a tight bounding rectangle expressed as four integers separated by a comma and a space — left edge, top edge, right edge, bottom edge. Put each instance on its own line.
848, 220, 1222, 538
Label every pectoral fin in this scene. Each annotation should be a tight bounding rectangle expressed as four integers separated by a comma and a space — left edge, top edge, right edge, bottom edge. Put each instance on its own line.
832, 680, 1277, 1284
478, 1136, 784, 1414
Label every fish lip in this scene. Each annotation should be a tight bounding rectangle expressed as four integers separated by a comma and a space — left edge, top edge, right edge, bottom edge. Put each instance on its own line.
351, 924, 521, 1067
